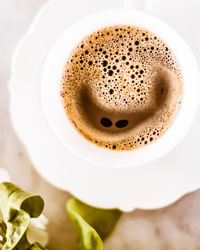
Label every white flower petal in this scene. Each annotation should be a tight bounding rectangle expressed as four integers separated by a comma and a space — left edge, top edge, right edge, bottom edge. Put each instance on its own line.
37, 214, 48, 227
0, 168, 10, 183
26, 215, 49, 246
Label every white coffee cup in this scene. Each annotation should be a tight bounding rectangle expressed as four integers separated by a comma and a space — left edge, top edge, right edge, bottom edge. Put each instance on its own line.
41, 0, 200, 168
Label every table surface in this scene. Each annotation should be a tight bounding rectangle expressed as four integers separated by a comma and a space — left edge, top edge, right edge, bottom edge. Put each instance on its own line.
1, 0, 200, 249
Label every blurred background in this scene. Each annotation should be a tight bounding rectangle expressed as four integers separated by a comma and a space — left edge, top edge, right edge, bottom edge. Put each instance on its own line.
1, 0, 200, 249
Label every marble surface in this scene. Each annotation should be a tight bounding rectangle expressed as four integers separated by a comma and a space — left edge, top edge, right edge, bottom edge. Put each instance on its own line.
1, 1, 200, 250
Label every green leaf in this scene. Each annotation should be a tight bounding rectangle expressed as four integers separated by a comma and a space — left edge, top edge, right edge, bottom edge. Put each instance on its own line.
29, 242, 47, 250
0, 182, 45, 250
3, 210, 30, 250
0, 182, 44, 222
13, 233, 47, 250
67, 198, 122, 250
14, 233, 31, 250
0, 221, 6, 248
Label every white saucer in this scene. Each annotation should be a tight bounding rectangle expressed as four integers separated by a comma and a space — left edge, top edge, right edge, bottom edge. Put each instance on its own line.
9, 0, 200, 212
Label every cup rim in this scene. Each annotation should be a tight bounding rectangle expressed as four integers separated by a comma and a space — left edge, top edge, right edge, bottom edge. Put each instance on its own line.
41, 8, 200, 168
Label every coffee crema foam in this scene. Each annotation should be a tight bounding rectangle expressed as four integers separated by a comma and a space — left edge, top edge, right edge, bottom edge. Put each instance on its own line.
61, 25, 183, 151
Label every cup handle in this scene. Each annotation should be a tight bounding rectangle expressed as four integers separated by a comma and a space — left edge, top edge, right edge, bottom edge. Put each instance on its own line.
124, 0, 152, 13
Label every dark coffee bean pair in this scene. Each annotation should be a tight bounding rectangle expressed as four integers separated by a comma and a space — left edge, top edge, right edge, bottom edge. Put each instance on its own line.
101, 117, 128, 128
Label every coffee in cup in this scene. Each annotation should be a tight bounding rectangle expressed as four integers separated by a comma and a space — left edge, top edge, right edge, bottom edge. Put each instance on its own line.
61, 25, 183, 151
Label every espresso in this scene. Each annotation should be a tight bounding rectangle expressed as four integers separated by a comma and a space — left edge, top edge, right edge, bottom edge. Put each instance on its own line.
61, 25, 183, 151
